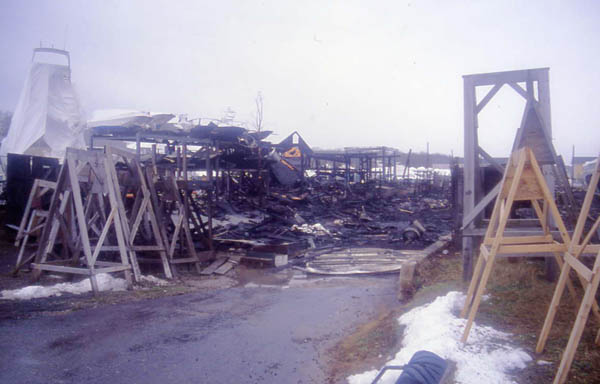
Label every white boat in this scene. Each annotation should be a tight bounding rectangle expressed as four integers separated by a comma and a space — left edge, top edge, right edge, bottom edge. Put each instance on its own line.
0, 48, 86, 163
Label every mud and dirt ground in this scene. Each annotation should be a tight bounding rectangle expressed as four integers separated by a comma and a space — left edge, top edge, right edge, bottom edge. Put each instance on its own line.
1, 238, 400, 384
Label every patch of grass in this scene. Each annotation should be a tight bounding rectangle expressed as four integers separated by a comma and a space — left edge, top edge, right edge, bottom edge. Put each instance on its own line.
476, 258, 600, 384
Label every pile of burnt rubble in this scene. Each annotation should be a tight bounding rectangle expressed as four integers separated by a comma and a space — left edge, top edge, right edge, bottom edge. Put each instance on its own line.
210, 177, 454, 261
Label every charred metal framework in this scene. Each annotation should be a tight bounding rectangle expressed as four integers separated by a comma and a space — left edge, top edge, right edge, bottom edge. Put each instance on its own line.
461, 68, 557, 280
275, 132, 439, 187
276, 133, 405, 186
309, 147, 402, 186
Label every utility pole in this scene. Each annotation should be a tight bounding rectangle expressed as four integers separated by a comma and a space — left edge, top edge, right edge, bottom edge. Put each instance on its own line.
571, 145, 575, 184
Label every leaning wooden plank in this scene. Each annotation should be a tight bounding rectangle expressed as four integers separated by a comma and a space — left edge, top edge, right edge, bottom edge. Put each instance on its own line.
461, 183, 501, 230
214, 261, 235, 275
15, 179, 40, 245
25, 190, 71, 276
14, 209, 39, 270
418, 236, 452, 261
200, 258, 228, 275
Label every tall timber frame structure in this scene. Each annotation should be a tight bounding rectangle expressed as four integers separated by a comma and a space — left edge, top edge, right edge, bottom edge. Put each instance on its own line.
461, 68, 555, 279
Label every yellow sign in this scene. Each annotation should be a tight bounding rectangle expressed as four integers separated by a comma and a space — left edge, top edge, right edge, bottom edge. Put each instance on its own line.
284, 146, 301, 158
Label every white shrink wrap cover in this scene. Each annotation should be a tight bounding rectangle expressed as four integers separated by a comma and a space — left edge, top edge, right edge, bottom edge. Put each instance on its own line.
0, 62, 86, 162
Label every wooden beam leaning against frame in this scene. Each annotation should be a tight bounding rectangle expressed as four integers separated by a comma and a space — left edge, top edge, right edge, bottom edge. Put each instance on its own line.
463, 98, 574, 231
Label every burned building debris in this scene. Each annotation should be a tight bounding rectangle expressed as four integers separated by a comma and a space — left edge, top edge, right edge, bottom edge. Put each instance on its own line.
9, 118, 454, 290
0, 41, 598, 384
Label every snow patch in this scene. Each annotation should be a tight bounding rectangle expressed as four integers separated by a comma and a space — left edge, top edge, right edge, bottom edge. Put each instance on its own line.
139, 275, 170, 286
1, 273, 128, 300
210, 213, 260, 228
291, 223, 331, 236
244, 282, 281, 289
347, 291, 532, 384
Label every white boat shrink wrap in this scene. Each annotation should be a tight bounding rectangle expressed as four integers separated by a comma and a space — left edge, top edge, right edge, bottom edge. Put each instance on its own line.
0, 61, 86, 162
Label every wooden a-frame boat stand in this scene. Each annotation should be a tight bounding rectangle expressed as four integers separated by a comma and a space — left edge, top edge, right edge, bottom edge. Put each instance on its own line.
536, 154, 600, 384
460, 147, 600, 383
460, 147, 600, 342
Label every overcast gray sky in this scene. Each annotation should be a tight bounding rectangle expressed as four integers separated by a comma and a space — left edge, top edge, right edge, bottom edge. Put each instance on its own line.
1, 0, 599, 159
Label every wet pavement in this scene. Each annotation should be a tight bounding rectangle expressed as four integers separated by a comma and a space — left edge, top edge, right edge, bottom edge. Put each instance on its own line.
0, 272, 396, 384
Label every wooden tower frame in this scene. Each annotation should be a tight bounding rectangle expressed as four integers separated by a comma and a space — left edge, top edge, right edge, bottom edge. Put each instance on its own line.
461, 68, 567, 281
